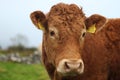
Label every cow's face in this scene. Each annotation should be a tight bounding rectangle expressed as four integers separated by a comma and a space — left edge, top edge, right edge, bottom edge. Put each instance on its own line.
30, 3, 106, 76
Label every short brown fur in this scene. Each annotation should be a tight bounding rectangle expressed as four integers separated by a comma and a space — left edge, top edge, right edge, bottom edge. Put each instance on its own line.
30, 3, 120, 80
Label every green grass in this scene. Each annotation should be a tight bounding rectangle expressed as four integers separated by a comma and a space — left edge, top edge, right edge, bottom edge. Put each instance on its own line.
0, 62, 49, 80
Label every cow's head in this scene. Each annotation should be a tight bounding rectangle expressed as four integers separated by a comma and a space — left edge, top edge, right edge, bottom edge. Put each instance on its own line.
30, 3, 106, 77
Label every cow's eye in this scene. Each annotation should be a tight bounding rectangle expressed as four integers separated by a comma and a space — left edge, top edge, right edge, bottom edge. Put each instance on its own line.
49, 27, 58, 39
50, 31, 55, 36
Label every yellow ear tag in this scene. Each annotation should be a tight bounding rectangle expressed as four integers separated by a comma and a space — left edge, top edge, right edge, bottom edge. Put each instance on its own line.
87, 24, 96, 33
37, 22, 45, 30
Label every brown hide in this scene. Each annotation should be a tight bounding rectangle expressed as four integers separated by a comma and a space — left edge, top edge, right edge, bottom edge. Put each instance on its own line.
30, 3, 120, 80
42, 4, 85, 79
81, 19, 120, 80
53, 19, 120, 80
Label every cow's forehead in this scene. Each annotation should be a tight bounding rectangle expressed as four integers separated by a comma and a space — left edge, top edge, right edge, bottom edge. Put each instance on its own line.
47, 3, 85, 33
48, 3, 84, 17
47, 3, 85, 25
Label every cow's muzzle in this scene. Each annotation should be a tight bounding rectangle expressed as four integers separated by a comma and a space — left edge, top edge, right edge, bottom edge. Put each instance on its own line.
57, 59, 84, 76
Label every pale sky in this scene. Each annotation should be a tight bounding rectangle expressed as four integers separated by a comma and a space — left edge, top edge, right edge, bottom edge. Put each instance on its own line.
0, 0, 120, 49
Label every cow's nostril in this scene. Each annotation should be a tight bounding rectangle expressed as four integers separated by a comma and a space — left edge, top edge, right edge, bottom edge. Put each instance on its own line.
65, 62, 70, 69
64, 61, 81, 70
79, 62, 83, 68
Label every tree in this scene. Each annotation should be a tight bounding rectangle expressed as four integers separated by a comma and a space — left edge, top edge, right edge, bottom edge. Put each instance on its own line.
0, 45, 2, 50
9, 34, 29, 51
11, 34, 28, 47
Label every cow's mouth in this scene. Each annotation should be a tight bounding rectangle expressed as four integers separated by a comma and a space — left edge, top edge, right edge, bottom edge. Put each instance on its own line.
58, 70, 81, 77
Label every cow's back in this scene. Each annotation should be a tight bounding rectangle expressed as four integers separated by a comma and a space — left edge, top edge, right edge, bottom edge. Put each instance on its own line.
104, 19, 120, 80
104, 19, 120, 53
83, 18, 120, 80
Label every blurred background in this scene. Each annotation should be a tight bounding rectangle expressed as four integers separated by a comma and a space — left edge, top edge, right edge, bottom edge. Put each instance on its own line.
0, 0, 120, 80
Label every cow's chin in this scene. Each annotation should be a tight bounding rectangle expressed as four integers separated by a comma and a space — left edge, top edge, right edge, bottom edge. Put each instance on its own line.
57, 70, 82, 77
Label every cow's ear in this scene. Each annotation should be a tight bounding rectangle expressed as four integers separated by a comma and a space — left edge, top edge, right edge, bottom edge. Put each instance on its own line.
85, 14, 107, 33
30, 11, 47, 31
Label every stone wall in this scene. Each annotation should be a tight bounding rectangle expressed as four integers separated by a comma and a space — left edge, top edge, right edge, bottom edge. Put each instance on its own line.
0, 51, 41, 64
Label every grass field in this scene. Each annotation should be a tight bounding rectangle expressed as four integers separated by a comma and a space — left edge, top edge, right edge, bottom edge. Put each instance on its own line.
0, 62, 49, 80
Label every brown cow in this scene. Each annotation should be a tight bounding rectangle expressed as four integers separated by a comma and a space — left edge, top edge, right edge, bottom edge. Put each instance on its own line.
30, 3, 120, 80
